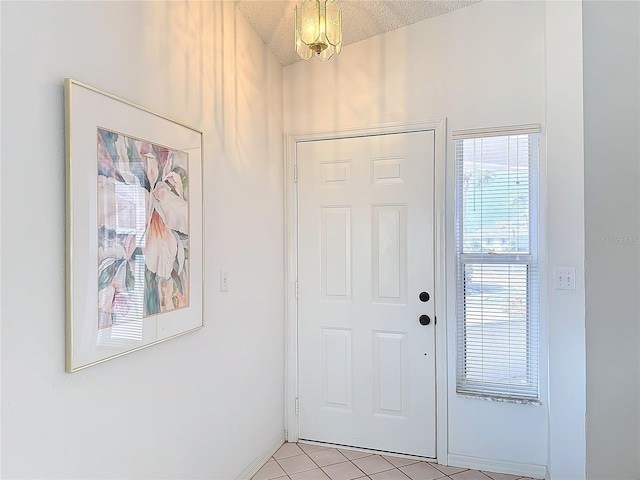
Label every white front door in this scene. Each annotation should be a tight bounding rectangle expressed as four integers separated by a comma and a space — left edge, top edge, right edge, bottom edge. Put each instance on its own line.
297, 131, 436, 457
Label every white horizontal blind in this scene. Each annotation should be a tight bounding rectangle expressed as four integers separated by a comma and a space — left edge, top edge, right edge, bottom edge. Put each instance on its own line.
455, 128, 540, 401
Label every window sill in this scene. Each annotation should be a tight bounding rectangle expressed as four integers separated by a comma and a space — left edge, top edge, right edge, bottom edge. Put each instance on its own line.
456, 391, 542, 406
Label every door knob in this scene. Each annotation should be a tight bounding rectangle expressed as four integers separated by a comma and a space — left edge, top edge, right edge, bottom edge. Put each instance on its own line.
419, 292, 430, 302
419, 315, 431, 326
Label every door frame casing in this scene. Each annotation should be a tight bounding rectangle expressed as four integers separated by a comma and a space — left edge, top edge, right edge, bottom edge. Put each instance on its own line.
284, 120, 448, 462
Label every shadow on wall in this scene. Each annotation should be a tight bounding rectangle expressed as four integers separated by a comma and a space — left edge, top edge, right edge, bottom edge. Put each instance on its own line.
135, 1, 282, 180
135, 1, 211, 128
213, 2, 282, 179
285, 22, 413, 131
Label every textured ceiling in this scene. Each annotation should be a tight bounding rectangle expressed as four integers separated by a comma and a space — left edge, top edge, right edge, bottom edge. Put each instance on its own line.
235, 0, 481, 66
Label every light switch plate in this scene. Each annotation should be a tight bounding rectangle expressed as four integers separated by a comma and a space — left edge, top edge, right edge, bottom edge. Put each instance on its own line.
554, 267, 576, 290
220, 270, 229, 292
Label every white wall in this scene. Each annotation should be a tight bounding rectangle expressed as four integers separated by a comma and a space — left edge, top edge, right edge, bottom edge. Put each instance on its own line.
0, 3, 3, 471
0, 2, 284, 478
284, 1, 550, 472
583, 2, 640, 479
544, 1, 587, 479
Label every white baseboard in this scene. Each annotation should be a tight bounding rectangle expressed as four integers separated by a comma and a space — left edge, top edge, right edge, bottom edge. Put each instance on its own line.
447, 454, 547, 479
236, 431, 285, 480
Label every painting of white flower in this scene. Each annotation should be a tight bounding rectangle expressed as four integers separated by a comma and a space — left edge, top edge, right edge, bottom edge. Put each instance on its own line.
97, 128, 189, 329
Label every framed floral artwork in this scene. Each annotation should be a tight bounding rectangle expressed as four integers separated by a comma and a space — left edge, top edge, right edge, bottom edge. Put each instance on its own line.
65, 78, 203, 372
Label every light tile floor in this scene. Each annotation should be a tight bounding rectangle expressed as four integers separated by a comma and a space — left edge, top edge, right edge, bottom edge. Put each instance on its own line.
252, 443, 541, 480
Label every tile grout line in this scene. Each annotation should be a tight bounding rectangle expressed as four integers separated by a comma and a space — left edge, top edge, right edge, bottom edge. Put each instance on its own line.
260, 444, 541, 480
273, 448, 363, 479
323, 450, 367, 480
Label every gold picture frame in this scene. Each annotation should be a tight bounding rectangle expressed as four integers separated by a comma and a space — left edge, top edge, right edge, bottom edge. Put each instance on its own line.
65, 78, 204, 372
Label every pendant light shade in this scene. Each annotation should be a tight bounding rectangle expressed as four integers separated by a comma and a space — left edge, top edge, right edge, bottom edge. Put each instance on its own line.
295, 0, 342, 61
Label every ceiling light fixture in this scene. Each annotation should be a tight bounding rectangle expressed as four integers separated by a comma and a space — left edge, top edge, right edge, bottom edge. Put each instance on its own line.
295, 0, 342, 61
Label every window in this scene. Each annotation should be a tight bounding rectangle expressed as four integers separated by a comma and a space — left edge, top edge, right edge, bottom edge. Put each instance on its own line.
454, 126, 540, 402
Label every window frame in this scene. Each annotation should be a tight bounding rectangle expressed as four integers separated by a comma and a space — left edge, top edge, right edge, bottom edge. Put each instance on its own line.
453, 125, 541, 403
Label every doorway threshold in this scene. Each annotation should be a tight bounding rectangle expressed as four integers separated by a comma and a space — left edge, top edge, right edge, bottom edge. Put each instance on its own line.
297, 439, 437, 463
